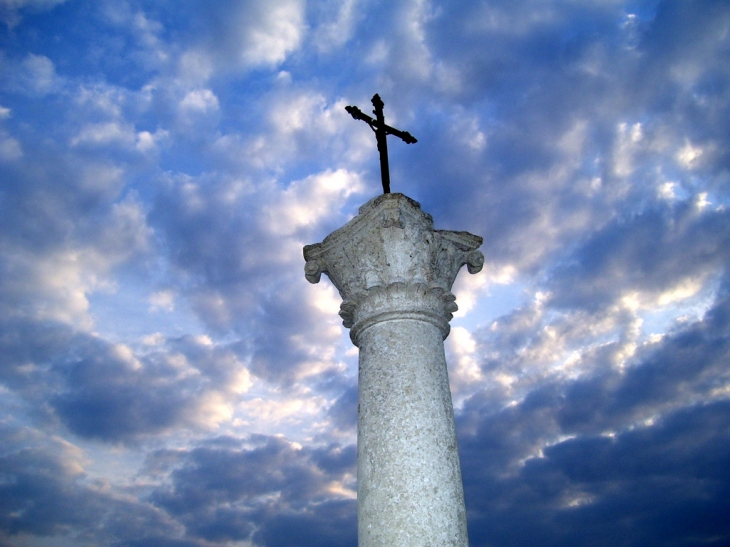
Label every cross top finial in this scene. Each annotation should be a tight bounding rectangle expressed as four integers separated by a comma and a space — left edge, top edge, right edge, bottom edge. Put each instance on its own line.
371, 93, 384, 110
345, 94, 417, 194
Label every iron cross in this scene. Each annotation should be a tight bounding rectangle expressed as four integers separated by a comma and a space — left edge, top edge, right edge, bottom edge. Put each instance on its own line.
345, 94, 417, 194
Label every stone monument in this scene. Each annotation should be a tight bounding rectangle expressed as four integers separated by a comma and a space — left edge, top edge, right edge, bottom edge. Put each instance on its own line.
303, 95, 483, 546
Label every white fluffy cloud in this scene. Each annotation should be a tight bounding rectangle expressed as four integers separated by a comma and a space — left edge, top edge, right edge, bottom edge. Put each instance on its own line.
0, 53, 61, 95
262, 168, 364, 236
177, 0, 305, 82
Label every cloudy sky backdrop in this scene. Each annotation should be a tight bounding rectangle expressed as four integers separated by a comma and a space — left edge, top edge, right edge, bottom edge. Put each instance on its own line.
1, 0, 729, 545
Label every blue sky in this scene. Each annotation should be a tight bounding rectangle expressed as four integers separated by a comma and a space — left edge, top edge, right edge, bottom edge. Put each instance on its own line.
1, 0, 729, 546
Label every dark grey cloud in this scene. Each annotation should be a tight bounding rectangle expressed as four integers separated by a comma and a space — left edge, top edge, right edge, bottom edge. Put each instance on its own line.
0, 431, 101, 537
0, 425, 189, 547
246, 279, 341, 383
326, 384, 358, 433
0, 425, 356, 546
51, 341, 195, 441
0, 317, 252, 442
547, 200, 730, 311
252, 499, 357, 547
558, 291, 730, 434
148, 435, 356, 545
458, 287, 730, 546
461, 400, 730, 547
0, 145, 130, 254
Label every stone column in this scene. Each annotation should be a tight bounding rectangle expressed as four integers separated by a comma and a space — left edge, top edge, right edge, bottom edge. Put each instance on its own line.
304, 193, 483, 547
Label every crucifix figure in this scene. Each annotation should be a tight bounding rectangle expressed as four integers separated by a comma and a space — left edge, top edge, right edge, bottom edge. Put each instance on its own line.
345, 94, 417, 194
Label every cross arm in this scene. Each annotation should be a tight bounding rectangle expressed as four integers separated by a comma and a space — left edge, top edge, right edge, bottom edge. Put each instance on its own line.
386, 125, 417, 144
345, 106, 418, 145
345, 105, 374, 125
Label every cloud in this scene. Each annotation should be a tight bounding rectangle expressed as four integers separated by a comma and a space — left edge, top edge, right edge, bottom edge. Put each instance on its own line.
310, 0, 359, 52
71, 121, 138, 148
398, 0, 730, 276
0, 157, 149, 328
261, 169, 364, 236
147, 435, 356, 545
1, 0, 729, 545
51, 338, 198, 441
0, 53, 62, 96
179, 89, 219, 114
0, 0, 67, 28
546, 200, 730, 312
148, 164, 363, 385
0, 316, 256, 443
211, 89, 366, 174
455, 289, 730, 546
557, 292, 730, 434
460, 400, 730, 547
0, 132, 21, 161
0, 427, 102, 536
0, 423, 189, 545
149, 289, 176, 312
176, 0, 305, 82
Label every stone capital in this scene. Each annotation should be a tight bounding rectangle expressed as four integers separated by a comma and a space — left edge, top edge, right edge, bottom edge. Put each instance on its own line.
303, 194, 484, 342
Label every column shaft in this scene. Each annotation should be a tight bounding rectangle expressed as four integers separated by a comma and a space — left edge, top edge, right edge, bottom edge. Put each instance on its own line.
357, 317, 468, 547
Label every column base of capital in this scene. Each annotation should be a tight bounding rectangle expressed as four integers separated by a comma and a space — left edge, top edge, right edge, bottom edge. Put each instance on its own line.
342, 282, 456, 346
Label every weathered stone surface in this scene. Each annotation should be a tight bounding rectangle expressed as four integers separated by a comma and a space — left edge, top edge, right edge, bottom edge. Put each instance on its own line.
303, 193, 483, 547
304, 193, 483, 341
357, 315, 467, 546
